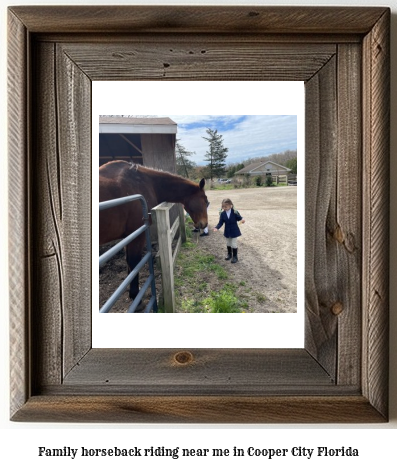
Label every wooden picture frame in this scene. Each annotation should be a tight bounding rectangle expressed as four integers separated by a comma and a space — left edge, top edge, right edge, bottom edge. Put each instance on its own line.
8, 6, 390, 423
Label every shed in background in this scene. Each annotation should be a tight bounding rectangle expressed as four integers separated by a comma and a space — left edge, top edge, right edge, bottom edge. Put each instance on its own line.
235, 160, 292, 178
99, 116, 177, 173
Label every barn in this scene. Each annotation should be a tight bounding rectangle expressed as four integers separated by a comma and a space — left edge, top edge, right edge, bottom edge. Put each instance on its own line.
99, 116, 177, 172
235, 160, 292, 178
99, 116, 180, 251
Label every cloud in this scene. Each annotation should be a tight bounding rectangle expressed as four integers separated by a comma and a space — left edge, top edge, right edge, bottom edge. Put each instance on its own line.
166, 115, 297, 165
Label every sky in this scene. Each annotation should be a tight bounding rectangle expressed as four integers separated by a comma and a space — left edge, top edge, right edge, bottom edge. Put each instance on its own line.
164, 114, 297, 166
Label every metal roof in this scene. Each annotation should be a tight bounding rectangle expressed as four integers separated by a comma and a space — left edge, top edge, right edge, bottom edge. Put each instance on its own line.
99, 116, 177, 125
99, 116, 177, 134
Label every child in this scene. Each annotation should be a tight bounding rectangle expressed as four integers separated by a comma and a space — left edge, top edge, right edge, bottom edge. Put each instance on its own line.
213, 198, 245, 263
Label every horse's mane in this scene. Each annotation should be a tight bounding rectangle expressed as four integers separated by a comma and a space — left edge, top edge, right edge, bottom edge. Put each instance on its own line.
100, 161, 202, 195
129, 163, 200, 189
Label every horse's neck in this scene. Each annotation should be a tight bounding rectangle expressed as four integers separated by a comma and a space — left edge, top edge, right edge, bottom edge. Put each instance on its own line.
151, 172, 194, 204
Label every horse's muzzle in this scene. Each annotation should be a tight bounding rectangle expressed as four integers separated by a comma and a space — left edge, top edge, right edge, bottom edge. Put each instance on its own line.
197, 220, 208, 230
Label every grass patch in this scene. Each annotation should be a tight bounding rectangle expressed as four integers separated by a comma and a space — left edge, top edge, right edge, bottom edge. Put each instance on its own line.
174, 237, 245, 312
176, 245, 228, 281
210, 184, 233, 190
203, 284, 241, 313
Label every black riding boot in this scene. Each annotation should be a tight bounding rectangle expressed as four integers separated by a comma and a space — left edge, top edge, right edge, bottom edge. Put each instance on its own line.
225, 246, 232, 260
231, 248, 238, 263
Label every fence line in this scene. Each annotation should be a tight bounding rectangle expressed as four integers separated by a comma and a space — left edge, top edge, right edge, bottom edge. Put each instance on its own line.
99, 194, 157, 313
151, 202, 186, 313
272, 174, 288, 185
288, 174, 297, 185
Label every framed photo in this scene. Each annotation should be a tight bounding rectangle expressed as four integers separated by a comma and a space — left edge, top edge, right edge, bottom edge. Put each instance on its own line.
8, 6, 390, 423
93, 82, 305, 346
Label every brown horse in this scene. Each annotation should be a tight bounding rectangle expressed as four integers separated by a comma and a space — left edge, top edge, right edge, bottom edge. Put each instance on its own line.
99, 161, 208, 304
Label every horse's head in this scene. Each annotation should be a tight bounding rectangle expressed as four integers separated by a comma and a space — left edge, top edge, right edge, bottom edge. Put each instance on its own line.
184, 178, 209, 230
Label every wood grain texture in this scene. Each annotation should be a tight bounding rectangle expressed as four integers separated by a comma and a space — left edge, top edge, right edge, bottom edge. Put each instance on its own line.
8, 9, 30, 419
151, 204, 176, 313
336, 44, 362, 386
9, 6, 387, 34
33, 33, 364, 45
62, 349, 333, 390
304, 56, 338, 377
8, 6, 390, 423
55, 44, 92, 377
11, 396, 385, 424
32, 42, 63, 388
305, 43, 363, 386
31, 41, 92, 388
141, 134, 176, 172
362, 9, 390, 419
59, 42, 336, 82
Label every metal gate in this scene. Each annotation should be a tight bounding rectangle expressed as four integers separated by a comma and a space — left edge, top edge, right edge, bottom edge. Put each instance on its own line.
99, 194, 158, 313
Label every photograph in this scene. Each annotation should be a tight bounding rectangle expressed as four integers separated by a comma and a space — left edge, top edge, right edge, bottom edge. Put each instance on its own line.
98, 114, 299, 315
92, 82, 304, 349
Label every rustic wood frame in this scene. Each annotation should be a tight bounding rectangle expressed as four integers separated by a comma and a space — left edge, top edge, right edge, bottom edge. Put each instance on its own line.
8, 6, 390, 423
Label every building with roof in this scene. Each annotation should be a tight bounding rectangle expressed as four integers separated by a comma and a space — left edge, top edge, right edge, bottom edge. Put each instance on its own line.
99, 116, 177, 172
235, 160, 292, 178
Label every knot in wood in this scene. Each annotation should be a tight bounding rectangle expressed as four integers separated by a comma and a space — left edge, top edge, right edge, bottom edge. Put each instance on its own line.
331, 302, 344, 316
174, 351, 194, 365
333, 225, 344, 244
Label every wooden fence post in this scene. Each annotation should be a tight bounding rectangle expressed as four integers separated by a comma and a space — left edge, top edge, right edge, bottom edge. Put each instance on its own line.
152, 203, 175, 312
177, 203, 187, 243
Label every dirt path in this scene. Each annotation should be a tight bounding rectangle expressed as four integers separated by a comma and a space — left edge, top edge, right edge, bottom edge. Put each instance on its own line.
99, 186, 297, 313
199, 186, 297, 313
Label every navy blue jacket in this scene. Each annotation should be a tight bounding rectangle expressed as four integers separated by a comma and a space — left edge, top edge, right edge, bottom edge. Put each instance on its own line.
215, 208, 243, 238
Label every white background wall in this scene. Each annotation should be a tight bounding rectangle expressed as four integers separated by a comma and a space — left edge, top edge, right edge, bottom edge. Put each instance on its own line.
0, 0, 396, 469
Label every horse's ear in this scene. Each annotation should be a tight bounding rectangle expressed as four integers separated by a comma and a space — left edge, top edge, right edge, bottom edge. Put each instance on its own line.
199, 178, 205, 189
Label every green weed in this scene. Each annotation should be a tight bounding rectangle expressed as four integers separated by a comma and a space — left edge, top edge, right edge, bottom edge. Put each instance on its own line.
174, 234, 249, 312
203, 288, 241, 313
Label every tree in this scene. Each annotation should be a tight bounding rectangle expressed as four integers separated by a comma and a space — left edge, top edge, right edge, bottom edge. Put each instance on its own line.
175, 140, 196, 178
203, 128, 228, 180
265, 175, 274, 187
226, 162, 244, 178
286, 157, 297, 174
197, 165, 212, 180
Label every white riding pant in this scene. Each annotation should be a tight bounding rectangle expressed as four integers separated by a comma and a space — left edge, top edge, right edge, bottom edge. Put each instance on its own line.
226, 237, 238, 249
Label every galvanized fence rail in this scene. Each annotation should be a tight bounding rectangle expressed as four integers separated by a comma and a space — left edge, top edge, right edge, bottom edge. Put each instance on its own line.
99, 194, 157, 313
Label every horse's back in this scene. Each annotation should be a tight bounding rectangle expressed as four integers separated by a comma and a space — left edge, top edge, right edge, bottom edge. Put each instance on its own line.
100, 160, 129, 190
99, 161, 154, 245
99, 159, 130, 177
